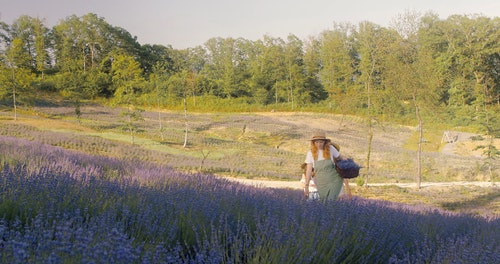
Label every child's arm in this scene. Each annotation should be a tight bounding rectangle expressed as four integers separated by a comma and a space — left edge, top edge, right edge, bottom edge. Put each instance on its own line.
304, 163, 313, 197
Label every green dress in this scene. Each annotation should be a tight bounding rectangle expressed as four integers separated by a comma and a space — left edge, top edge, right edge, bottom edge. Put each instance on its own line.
314, 159, 343, 201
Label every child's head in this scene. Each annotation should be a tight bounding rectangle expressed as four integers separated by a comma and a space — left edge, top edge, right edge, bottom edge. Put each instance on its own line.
300, 163, 315, 177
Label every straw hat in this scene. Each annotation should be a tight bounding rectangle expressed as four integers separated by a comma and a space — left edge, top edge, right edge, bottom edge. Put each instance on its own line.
309, 130, 331, 142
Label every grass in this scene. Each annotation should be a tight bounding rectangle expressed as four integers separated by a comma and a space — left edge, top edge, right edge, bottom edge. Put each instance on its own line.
403, 128, 444, 152
350, 184, 499, 218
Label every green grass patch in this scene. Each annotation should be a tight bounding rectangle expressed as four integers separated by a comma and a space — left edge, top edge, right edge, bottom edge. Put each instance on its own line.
403, 128, 444, 152
351, 184, 500, 216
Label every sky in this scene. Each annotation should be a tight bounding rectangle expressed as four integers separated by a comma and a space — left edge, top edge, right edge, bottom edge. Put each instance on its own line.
1, 0, 500, 49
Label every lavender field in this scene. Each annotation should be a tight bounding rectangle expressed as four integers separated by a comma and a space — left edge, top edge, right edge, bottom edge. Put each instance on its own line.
0, 103, 499, 263
0, 136, 499, 263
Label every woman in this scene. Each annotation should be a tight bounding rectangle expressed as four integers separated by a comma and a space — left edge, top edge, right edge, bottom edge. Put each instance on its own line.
303, 130, 343, 201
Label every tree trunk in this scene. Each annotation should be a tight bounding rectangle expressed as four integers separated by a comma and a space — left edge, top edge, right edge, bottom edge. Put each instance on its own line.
183, 97, 188, 148
128, 109, 134, 145
366, 123, 373, 187
199, 150, 210, 172
414, 96, 423, 189
11, 68, 17, 121
364, 61, 375, 187
156, 82, 164, 141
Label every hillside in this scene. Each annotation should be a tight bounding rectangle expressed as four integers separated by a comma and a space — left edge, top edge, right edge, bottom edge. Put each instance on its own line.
1, 103, 498, 216
1, 103, 497, 182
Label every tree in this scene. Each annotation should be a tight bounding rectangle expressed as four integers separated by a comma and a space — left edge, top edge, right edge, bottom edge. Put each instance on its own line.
302, 36, 327, 104
1, 16, 50, 73
284, 34, 305, 109
428, 15, 500, 123
51, 13, 144, 98
1, 38, 35, 120
356, 21, 394, 186
139, 43, 175, 77
120, 106, 144, 145
389, 10, 430, 189
150, 62, 171, 141
202, 37, 251, 99
248, 35, 286, 105
33, 17, 50, 77
111, 54, 145, 103
265, 36, 286, 106
111, 53, 146, 144
179, 70, 189, 148
474, 114, 500, 185
319, 22, 356, 110
246, 39, 268, 104
0, 17, 51, 105
52, 15, 88, 73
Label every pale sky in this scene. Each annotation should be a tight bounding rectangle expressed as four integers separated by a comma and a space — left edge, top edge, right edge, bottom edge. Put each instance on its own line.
1, 0, 499, 49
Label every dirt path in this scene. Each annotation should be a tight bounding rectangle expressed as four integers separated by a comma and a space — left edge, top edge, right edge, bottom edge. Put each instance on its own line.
224, 177, 497, 190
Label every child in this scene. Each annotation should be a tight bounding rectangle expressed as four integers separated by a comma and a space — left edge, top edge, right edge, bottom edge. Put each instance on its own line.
300, 163, 319, 200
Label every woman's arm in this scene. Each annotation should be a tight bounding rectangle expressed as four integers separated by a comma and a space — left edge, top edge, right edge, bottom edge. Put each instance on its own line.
330, 144, 341, 160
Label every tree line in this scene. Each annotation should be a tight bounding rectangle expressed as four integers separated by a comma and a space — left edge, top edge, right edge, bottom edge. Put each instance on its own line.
0, 12, 499, 128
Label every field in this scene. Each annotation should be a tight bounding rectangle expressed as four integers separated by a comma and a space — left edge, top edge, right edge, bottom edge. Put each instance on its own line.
1, 103, 498, 216
0, 102, 499, 263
